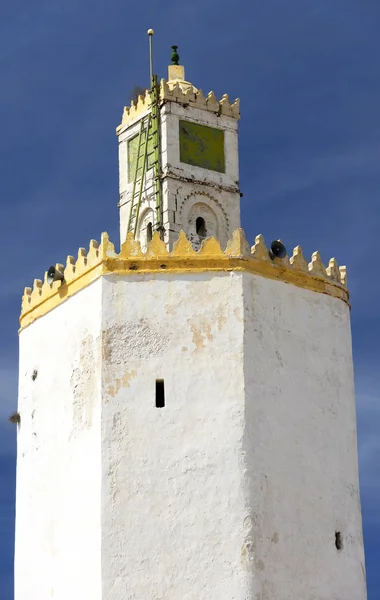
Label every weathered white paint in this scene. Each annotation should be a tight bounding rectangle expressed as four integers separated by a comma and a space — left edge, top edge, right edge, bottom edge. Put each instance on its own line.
118, 97, 240, 249
15, 280, 103, 600
16, 270, 366, 599
100, 272, 248, 599
241, 274, 366, 599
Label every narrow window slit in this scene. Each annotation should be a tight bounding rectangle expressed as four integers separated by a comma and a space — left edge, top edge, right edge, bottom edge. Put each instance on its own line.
147, 222, 153, 243
196, 217, 207, 238
335, 531, 343, 550
156, 379, 165, 408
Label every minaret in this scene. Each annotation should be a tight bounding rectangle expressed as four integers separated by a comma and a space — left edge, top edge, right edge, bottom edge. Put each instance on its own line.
14, 33, 367, 600
116, 31, 241, 251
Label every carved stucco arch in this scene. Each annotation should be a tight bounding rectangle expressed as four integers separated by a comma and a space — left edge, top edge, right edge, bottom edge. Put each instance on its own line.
178, 191, 229, 249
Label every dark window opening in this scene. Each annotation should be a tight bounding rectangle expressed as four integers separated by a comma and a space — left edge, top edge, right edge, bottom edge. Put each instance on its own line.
196, 216, 207, 238
147, 222, 153, 243
156, 379, 165, 408
335, 531, 343, 550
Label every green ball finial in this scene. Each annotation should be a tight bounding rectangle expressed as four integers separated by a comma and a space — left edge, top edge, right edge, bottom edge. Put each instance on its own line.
171, 45, 180, 65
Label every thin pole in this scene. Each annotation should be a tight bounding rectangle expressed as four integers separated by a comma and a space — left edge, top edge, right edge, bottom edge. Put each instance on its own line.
147, 28, 164, 240
147, 29, 154, 89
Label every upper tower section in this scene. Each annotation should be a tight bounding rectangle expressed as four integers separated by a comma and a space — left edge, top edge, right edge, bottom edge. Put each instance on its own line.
116, 32, 241, 251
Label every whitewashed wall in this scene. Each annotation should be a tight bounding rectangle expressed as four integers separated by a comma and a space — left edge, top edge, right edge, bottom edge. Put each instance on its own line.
15, 269, 366, 600
100, 272, 248, 599
100, 270, 365, 599
242, 273, 366, 600
15, 280, 103, 600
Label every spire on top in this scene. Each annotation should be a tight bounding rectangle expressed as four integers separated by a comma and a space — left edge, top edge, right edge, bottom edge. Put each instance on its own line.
167, 44, 198, 93
171, 45, 180, 65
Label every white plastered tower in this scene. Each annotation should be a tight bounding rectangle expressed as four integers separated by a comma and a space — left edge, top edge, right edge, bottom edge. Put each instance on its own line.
117, 45, 240, 251
14, 36, 367, 600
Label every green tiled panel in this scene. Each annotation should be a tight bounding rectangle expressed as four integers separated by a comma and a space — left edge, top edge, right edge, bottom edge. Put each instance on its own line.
128, 132, 154, 183
179, 120, 225, 173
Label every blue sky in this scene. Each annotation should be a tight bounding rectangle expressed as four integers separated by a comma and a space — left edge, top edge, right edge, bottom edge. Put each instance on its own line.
0, 0, 379, 597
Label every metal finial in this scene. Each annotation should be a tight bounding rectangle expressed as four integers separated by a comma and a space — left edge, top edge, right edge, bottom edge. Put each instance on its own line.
171, 45, 179, 65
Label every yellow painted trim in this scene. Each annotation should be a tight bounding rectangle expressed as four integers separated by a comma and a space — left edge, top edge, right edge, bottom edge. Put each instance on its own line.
19, 230, 349, 331
21, 265, 104, 330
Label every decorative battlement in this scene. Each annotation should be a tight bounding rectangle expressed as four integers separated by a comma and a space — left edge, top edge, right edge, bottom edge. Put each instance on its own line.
116, 79, 240, 134
159, 79, 240, 119
20, 229, 348, 331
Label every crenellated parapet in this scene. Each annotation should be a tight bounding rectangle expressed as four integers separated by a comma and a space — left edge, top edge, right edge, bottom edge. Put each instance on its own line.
20, 229, 348, 330
116, 80, 240, 133
116, 89, 152, 134
159, 79, 240, 118
21, 233, 115, 330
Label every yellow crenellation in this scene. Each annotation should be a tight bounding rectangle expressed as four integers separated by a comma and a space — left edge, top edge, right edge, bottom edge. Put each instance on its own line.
116, 79, 240, 133
20, 229, 349, 331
